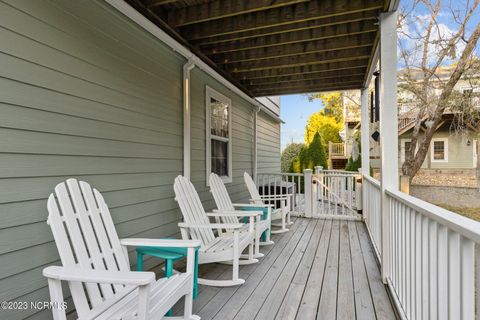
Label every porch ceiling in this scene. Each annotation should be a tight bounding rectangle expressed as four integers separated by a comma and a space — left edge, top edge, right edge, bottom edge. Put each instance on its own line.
127, 0, 391, 96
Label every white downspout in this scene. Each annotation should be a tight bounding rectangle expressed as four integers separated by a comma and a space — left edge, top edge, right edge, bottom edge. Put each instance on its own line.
253, 106, 260, 183
183, 59, 195, 180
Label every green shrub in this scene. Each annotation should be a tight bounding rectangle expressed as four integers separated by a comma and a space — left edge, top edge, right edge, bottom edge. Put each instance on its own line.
307, 132, 328, 169
281, 143, 304, 172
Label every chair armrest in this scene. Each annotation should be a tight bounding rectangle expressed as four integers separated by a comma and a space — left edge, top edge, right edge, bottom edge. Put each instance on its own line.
120, 238, 201, 248
178, 222, 243, 230
43, 266, 154, 286
209, 210, 262, 217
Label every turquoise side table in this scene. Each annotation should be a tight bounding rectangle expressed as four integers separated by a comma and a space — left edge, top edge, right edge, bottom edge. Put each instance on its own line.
136, 244, 199, 316
242, 206, 270, 242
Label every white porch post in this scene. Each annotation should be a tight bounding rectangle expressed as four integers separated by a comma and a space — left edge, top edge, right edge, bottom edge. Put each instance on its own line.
360, 88, 370, 221
379, 11, 398, 283
304, 169, 313, 218
360, 88, 370, 176
253, 108, 260, 183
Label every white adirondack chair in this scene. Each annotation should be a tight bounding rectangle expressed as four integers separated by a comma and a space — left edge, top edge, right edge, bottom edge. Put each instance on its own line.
174, 175, 259, 287
43, 178, 200, 320
209, 173, 274, 259
243, 172, 292, 234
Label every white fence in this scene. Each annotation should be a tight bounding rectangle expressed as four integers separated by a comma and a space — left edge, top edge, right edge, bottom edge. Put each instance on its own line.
362, 173, 480, 320
312, 169, 361, 219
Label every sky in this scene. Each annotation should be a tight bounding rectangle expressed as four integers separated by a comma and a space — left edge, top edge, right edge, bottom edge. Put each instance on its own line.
280, 94, 324, 150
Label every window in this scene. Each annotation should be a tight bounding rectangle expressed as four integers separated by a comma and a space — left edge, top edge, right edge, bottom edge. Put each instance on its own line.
431, 138, 448, 162
400, 139, 411, 163
206, 86, 232, 184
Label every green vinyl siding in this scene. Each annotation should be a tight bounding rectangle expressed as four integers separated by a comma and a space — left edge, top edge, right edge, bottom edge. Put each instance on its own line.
399, 124, 476, 170
257, 112, 281, 174
190, 68, 255, 211
429, 130, 475, 169
0, 1, 280, 318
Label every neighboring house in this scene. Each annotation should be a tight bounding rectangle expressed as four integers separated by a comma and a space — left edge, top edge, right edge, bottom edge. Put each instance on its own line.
399, 119, 478, 170
397, 65, 480, 171
0, 1, 281, 317
342, 65, 480, 172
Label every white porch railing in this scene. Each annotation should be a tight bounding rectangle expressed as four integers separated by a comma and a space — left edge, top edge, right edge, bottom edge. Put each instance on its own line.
361, 172, 480, 320
363, 174, 382, 258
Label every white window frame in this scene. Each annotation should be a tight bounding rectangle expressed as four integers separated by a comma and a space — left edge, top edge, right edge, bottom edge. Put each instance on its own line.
430, 137, 448, 163
400, 138, 411, 163
474, 139, 478, 168
206, 86, 232, 185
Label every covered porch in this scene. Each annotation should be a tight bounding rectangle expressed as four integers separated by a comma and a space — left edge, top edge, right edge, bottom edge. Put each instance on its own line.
2, 0, 480, 319
173, 218, 396, 320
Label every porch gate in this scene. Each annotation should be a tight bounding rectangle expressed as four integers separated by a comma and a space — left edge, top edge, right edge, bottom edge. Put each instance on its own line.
308, 168, 362, 220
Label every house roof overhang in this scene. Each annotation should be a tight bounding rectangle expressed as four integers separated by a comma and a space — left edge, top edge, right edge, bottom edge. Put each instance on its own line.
125, 0, 393, 97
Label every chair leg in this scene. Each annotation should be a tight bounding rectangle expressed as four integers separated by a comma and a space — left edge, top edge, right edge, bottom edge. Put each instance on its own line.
165, 259, 174, 316
260, 227, 274, 245
137, 252, 144, 271
251, 230, 264, 258
233, 250, 240, 282
183, 292, 194, 320
271, 215, 289, 234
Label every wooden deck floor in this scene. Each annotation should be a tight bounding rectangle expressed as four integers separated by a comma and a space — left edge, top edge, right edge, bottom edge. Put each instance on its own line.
173, 218, 397, 320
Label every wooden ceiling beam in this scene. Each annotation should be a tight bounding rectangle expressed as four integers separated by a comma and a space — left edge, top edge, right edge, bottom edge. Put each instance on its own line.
242, 70, 367, 86
172, 0, 383, 33
228, 48, 372, 73
238, 59, 370, 80
184, 9, 378, 42
201, 20, 377, 55
213, 33, 376, 64
250, 78, 363, 92
145, 0, 180, 8
253, 84, 362, 97
169, 0, 309, 27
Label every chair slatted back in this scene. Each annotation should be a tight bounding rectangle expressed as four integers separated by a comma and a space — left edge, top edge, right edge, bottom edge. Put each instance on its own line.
244, 172, 264, 206
209, 173, 237, 225
174, 176, 215, 247
47, 179, 129, 318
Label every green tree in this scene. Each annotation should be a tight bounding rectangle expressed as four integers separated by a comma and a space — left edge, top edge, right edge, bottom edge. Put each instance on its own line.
304, 113, 342, 146
298, 146, 309, 171
307, 92, 344, 122
307, 132, 328, 169
345, 155, 361, 172
281, 143, 304, 172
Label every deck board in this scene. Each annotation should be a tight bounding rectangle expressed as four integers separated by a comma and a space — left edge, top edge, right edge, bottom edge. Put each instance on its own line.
172, 218, 396, 319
